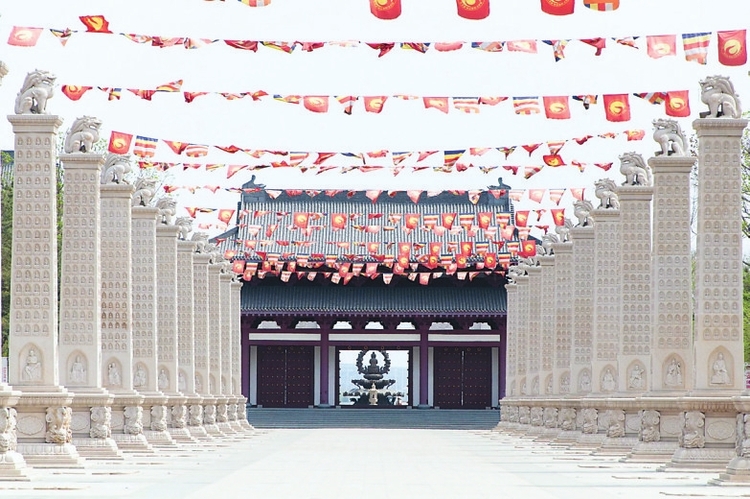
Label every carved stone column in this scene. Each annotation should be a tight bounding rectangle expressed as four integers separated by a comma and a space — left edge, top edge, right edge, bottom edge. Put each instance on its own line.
231, 277, 253, 432
217, 269, 236, 434
714, 399, 750, 483
496, 281, 517, 433
202, 257, 226, 437
7, 109, 81, 467
536, 255, 559, 442
156, 224, 193, 443
59, 152, 120, 459
191, 250, 213, 438
512, 273, 529, 432
131, 206, 174, 447
569, 226, 594, 399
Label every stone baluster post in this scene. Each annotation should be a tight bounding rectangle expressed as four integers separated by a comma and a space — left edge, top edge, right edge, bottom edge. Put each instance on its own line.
551, 241, 576, 444
230, 276, 253, 431
191, 249, 213, 437
525, 264, 544, 436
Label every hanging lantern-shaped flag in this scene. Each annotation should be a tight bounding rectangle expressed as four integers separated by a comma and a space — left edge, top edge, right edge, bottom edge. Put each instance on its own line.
370, 0, 402, 20
456, 0, 490, 20
540, 0, 574, 15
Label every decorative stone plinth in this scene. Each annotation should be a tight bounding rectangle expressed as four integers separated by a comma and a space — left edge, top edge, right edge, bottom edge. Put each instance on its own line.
166, 394, 197, 443
68, 389, 122, 460
185, 396, 211, 441
237, 397, 254, 432
140, 393, 176, 448
202, 396, 226, 438
0, 387, 30, 480
110, 392, 152, 453
711, 398, 750, 484
597, 436, 638, 456
662, 447, 736, 471
625, 441, 679, 463
552, 431, 581, 447
216, 396, 236, 435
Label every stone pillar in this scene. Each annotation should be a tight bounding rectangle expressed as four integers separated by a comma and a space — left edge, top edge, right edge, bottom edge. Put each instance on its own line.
58, 152, 119, 459
668, 116, 749, 470
504, 283, 517, 398
524, 264, 543, 435
217, 268, 235, 434
7, 112, 82, 467
203, 258, 226, 436
156, 224, 192, 442
230, 277, 253, 431
514, 273, 530, 430
569, 226, 594, 398
536, 255, 559, 441
192, 250, 212, 435
131, 206, 173, 447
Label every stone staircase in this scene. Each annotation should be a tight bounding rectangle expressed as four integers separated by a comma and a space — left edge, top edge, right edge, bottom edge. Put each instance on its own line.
246, 407, 500, 430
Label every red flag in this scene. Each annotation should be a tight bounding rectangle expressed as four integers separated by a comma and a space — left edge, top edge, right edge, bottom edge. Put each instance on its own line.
456, 0, 490, 20
404, 213, 420, 229
370, 0, 401, 19
551, 208, 566, 226
424, 97, 450, 113
224, 40, 259, 51
570, 188, 585, 201
303, 96, 329, 113
218, 209, 235, 225
543, 96, 571, 119
7, 27, 43, 46
718, 30, 747, 66
540, 0, 574, 15
528, 189, 545, 203
460, 241, 473, 256
520, 240, 537, 257
108, 131, 133, 155
331, 213, 347, 230
603, 94, 631, 122
441, 212, 456, 229
79, 15, 112, 33
542, 154, 565, 167
665, 90, 691, 118
646, 35, 677, 59
364, 96, 387, 113
515, 211, 529, 227
61, 85, 93, 101
232, 260, 246, 274
625, 129, 645, 141
293, 212, 309, 229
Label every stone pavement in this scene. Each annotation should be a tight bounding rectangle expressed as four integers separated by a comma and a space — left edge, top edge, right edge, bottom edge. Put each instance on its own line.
0, 429, 748, 498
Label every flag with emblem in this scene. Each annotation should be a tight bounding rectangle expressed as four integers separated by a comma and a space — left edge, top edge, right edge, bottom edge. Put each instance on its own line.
513, 96, 541, 115
424, 97, 450, 113
404, 213, 420, 229
551, 208, 566, 226
218, 209, 235, 225
541, 0, 574, 15
456, 0, 490, 19
665, 90, 691, 117
543, 96, 571, 119
603, 94, 631, 122
515, 210, 529, 227
8, 27, 43, 46
303, 96, 329, 113
61, 85, 93, 101
370, 0, 401, 19
646, 35, 677, 59
134, 136, 158, 158
79, 15, 112, 33
364, 96, 387, 113
459, 241, 473, 256
625, 129, 645, 141
232, 260, 246, 274
108, 131, 133, 154
548, 189, 566, 205
441, 212, 457, 229
293, 212, 309, 229
583, 0, 619, 10
331, 213, 347, 230
519, 240, 537, 257
718, 30, 747, 66
681, 32, 711, 64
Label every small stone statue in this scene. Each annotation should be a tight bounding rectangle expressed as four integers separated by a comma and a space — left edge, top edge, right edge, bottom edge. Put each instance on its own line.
640, 410, 661, 443
560, 373, 570, 394
89, 406, 112, 439
628, 364, 645, 390
150, 405, 168, 432
195, 375, 203, 393
22, 349, 42, 382
171, 405, 187, 429
69, 355, 86, 384
132, 177, 158, 207
594, 179, 620, 209
581, 408, 598, 434
204, 405, 217, 425
175, 217, 193, 241
45, 407, 72, 444
100, 153, 132, 184
368, 383, 379, 406
64, 116, 102, 153
15, 69, 56, 114
192, 232, 210, 254
653, 118, 688, 156
107, 363, 121, 387
133, 364, 147, 389
680, 411, 705, 448
217, 404, 228, 423
554, 218, 573, 242
579, 370, 592, 392
178, 371, 187, 392
619, 152, 652, 186
530, 407, 543, 427
665, 358, 683, 387
601, 368, 616, 392
189, 405, 204, 426
699, 75, 741, 118
158, 369, 169, 390
559, 408, 576, 431
518, 406, 530, 425
540, 233, 559, 256
156, 197, 177, 225
711, 353, 731, 385
606, 409, 625, 438
124, 406, 144, 435
573, 200, 595, 227
507, 406, 519, 424
543, 407, 558, 428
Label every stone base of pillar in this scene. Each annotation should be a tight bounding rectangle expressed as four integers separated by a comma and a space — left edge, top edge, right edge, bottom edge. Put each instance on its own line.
108, 391, 151, 453
237, 397, 255, 431
522, 425, 545, 438
623, 441, 679, 463
188, 424, 212, 441
142, 430, 177, 447
711, 457, 750, 484
216, 422, 236, 435
0, 451, 31, 480
203, 424, 227, 439
535, 428, 561, 442
111, 433, 152, 453
551, 430, 581, 446
660, 447, 737, 471
573, 433, 606, 450
168, 427, 198, 444
68, 389, 123, 461
596, 436, 638, 456
16, 443, 83, 469
71, 437, 122, 460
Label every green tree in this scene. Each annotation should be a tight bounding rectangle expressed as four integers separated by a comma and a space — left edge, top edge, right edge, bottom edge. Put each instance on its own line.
1, 151, 13, 357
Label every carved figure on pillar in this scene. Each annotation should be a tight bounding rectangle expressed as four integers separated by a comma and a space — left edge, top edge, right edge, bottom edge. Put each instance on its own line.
640, 410, 661, 443
554, 218, 573, 242
581, 408, 598, 434
680, 411, 706, 448
175, 217, 193, 241
64, 116, 102, 153
573, 200, 595, 227
217, 404, 228, 423
100, 153, 132, 184
559, 408, 576, 431
579, 369, 592, 392
171, 405, 187, 429
158, 369, 169, 390
89, 406, 112, 439
665, 358, 683, 388
192, 232, 210, 254
204, 404, 217, 425
518, 406, 530, 425
21, 349, 42, 382
628, 364, 645, 390
14, 69, 56, 114
530, 407, 543, 427
699, 75, 742, 118
69, 355, 87, 384
543, 407, 559, 428
133, 364, 147, 389
560, 373, 570, 394
601, 367, 616, 392
711, 353, 731, 385
0, 408, 18, 453
156, 197, 177, 225
132, 177, 158, 207
594, 179, 620, 209
107, 362, 122, 387
736, 414, 750, 458
606, 410, 626, 438
45, 407, 72, 444
653, 118, 688, 156
618, 152, 652, 186
189, 405, 204, 426
507, 406, 519, 424
150, 406, 168, 432
123, 406, 143, 435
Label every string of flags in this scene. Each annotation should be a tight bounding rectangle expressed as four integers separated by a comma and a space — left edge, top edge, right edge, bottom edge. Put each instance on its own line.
66, 81, 692, 121
6, 18, 747, 66
369, 0, 622, 20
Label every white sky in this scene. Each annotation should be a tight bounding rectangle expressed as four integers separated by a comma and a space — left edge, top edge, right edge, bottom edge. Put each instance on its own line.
0, 0, 747, 236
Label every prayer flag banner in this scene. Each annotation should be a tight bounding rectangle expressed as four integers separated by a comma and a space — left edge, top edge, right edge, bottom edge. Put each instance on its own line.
108, 131, 133, 154
718, 29, 747, 66
456, 0, 490, 20
682, 32, 711, 64
370, 0, 401, 19
603, 94, 631, 122
540, 0, 574, 15
8, 27, 43, 46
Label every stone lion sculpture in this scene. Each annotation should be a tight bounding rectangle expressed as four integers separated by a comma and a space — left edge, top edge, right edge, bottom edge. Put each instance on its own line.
123, 406, 143, 436
192, 232, 210, 253
594, 178, 620, 209
540, 232, 559, 256
45, 407, 72, 444
573, 199, 594, 227
640, 410, 661, 443
64, 116, 102, 153
174, 216, 193, 240
15, 69, 56, 114
89, 406, 112, 439
101, 153, 132, 185
605, 409, 626, 438
156, 196, 177, 225
619, 152, 651, 186
506, 264, 523, 283
559, 408, 576, 431
653, 118, 688, 157
700, 75, 741, 118
132, 177, 158, 207
554, 218, 573, 242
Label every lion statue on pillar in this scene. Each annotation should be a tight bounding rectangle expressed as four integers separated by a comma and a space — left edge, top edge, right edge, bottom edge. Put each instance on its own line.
132, 177, 158, 206
700, 75, 741, 118
594, 179, 620, 209
64, 116, 102, 153
619, 152, 651, 186
14, 69, 56, 114
653, 118, 688, 157
156, 197, 177, 225
101, 153, 132, 184
573, 199, 594, 227
174, 217, 193, 240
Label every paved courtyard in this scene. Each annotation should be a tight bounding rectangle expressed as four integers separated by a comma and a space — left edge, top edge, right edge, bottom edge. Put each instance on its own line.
0, 429, 748, 498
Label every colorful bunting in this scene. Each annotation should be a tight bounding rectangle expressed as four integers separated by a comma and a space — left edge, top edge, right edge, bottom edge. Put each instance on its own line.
682, 32, 711, 64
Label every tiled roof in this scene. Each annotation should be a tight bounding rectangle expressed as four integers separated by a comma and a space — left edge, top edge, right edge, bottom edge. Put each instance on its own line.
241, 284, 507, 316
